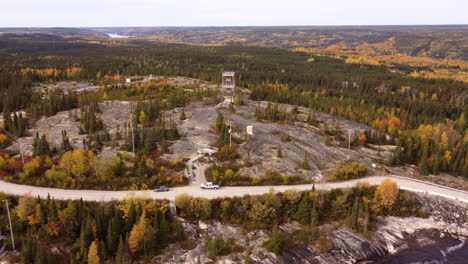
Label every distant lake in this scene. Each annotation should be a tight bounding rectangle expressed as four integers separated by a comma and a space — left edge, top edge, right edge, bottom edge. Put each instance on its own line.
106, 33, 130, 38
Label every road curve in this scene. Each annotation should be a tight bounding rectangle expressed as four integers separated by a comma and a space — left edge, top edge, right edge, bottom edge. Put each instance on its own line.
0, 176, 467, 203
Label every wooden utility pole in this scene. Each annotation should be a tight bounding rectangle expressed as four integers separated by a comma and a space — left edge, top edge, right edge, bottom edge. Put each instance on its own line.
229, 121, 232, 148
131, 124, 135, 155
348, 130, 351, 150
3, 200, 15, 251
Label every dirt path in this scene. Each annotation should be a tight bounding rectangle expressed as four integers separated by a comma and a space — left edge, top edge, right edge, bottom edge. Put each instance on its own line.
0, 176, 467, 203
186, 154, 209, 186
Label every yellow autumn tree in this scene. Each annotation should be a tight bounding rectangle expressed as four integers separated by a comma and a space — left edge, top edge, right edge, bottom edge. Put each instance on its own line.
375, 179, 399, 209
0, 134, 7, 145
59, 149, 94, 177
441, 132, 449, 149
139, 111, 147, 124
17, 192, 36, 222
388, 116, 402, 135
128, 211, 147, 254
358, 134, 367, 144
88, 240, 100, 264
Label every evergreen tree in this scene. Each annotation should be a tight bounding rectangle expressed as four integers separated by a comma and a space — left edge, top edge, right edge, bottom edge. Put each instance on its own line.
32, 133, 50, 156
34, 244, 48, 264
78, 216, 94, 261
245, 253, 251, 264
143, 225, 158, 255
419, 155, 430, 176
21, 235, 35, 264
277, 147, 283, 158
233, 94, 243, 106
306, 110, 320, 126
349, 197, 359, 230
125, 202, 137, 234
300, 152, 311, 170
106, 218, 119, 254
310, 199, 318, 227
362, 198, 369, 234
158, 215, 170, 246
63, 200, 80, 242
60, 130, 73, 153
116, 236, 127, 264
79, 102, 103, 134
171, 217, 186, 241
179, 109, 186, 120
296, 194, 311, 224
215, 111, 225, 131
99, 240, 107, 264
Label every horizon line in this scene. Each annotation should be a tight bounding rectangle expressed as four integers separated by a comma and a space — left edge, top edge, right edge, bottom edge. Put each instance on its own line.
1, 24, 467, 29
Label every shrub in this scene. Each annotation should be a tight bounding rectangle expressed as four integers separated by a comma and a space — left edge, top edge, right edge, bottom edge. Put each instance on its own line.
213, 145, 240, 162
207, 235, 233, 258
45, 169, 72, 188
263, 227, 293, 254
333, 159, 367, 180
205, 165, 307, 186
281, 133, 291, 142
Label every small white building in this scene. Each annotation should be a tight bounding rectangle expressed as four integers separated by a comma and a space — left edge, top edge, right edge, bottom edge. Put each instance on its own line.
246, 125, 253, 135
125, 78, 131, 83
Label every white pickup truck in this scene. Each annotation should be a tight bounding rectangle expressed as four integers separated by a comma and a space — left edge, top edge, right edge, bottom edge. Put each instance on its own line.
200, 182, 220, 189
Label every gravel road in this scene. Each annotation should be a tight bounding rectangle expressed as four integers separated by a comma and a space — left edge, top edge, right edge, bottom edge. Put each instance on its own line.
0, 176, 467, 203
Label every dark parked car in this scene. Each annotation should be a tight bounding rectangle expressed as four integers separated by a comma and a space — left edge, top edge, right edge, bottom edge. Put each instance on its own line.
154, 186, 169, 192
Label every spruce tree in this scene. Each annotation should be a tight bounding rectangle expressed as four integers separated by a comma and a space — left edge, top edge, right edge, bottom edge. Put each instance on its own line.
21, 235, 35, 264
106, 218, 119, 254
78, 216, 94, 261
158, 215, 170, 246
143, 225, 158, 255
60, 130, 73, 153
116, 236, 127, 264
296, 194, 311, 224
125, 202, 137, 234
300, 152, 311, 170
179, 109, 186, 120
419, 155, 430, 176
63, 200, 80, 242
310, 199, 318, 227
38, 135, 50, 155
277, 147, 283, 158
349, 197, 359, 230
99, 240, 107, 264
32, 132, 40, 156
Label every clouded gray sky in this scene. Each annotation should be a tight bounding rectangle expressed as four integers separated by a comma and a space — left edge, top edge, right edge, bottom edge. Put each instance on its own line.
1, 0, 467, 27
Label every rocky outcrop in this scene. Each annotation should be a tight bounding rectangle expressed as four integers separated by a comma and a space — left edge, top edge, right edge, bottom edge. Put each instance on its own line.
156, 195, 467, 263
415, 193, 468, 229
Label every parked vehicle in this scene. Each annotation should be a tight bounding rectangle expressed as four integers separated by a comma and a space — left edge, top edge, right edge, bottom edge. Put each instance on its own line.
154, 186, 169, 192
200, 182, 220, 189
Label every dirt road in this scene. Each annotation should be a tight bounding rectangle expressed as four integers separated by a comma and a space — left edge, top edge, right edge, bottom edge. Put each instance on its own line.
0, 176, 467, 203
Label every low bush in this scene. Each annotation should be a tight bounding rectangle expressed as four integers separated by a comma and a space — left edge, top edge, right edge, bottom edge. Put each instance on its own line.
207, 235, 232, 258
206, 165, 308, 186
333, 159, 367, 181
263, 227, 293, 254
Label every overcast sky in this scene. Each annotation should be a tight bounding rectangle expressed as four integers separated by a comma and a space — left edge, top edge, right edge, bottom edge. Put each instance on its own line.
1, 0, 467, 27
